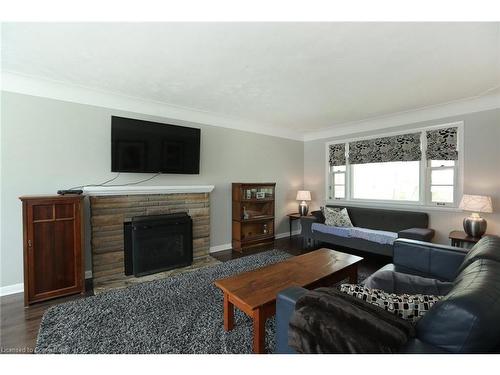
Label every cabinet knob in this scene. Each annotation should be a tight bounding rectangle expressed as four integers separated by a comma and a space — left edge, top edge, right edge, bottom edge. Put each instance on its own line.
28, 240, 32, 247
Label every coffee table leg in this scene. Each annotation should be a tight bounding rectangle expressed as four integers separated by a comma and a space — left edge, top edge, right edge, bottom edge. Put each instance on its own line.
349, 264, 358, 283
223, 292, 234, 331
252, 307, 265, 354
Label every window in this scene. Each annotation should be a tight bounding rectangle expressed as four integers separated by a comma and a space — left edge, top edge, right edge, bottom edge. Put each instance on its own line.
331, 165, 346, 199
326, 123, 462, 208
428, 160, 456, 205
351, 161, 420, 201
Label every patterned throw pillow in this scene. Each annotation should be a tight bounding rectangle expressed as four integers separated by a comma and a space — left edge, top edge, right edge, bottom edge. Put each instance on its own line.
339, 284, 442, 323
323, 207, 353, 227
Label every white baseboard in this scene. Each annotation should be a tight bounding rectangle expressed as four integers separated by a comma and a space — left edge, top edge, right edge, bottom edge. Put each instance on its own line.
208, 230, 302, 254
0, 283, 24, 297
1, 233, 303, 295
0, 271, 94, 297
209, 243, 232, 253
275, 230, 301, 239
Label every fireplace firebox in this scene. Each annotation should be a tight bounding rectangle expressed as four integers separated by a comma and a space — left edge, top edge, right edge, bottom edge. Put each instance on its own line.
124, 213, 193, 277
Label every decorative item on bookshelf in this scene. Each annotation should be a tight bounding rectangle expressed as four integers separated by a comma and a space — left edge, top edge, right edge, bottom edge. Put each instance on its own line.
296, 190, 312, 216
256, 192, 265, 199
459, 194, 493, 237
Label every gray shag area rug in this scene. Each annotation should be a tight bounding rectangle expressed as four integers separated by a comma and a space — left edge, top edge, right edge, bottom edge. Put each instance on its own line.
35, 250, 293, 354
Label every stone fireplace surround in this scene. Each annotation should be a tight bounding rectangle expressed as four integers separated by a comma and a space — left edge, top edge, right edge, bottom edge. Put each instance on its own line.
84, 185, 216, 293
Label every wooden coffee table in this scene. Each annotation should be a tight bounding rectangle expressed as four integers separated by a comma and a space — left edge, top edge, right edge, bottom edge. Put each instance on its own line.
214, 248, 363, 353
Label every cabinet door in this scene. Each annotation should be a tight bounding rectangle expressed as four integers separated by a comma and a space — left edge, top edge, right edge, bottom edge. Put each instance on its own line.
27, 200, 82, 302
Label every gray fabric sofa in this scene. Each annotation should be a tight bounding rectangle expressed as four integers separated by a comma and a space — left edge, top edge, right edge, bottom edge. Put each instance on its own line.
301, 205, 434, 257
276, 236, 500, 353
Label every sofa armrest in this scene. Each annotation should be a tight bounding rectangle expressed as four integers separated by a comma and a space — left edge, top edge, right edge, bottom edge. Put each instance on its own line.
393, 239, 468, 281
300, 216, 319, 239
276, 286, 308, 354
398, 228, 435, 242
310, 209, 325, 223
400, 338, 449, 354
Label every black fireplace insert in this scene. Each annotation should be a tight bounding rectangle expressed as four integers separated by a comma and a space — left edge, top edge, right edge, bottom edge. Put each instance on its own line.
124, 213, 193, 277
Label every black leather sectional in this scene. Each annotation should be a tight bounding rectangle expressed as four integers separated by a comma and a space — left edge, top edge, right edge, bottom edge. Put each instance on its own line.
276, 236, 500, 353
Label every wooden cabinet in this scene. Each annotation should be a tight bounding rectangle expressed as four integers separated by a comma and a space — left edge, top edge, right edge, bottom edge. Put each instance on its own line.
20, 195, 85, 306
232, 183, 275, 252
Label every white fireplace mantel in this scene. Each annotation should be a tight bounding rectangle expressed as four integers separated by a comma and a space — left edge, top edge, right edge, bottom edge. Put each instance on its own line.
83, 185, 215, 196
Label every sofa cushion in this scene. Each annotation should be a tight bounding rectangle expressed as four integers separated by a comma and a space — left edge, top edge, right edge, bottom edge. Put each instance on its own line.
416, 259, 500, 353
456, 236, 500, 275
363, 266, 454, 295
393, 239, 467, 282
323, 207, 353, 227
308, 229, 394, 257
350, 227, 397, 245
311, 224, 397, 245
311, 223, 351, 237
340, 284, 442, 323
326, 205, 428, 232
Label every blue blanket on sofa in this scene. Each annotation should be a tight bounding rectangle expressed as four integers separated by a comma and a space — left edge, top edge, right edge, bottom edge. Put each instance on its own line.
311, 223, 398, 245
311, 223, 351, 237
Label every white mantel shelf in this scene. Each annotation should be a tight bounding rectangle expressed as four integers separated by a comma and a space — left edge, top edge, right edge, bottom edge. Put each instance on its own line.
83, 185, 215, 196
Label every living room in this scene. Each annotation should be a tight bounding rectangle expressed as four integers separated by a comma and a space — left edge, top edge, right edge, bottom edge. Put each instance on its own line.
1, 0, 500, 373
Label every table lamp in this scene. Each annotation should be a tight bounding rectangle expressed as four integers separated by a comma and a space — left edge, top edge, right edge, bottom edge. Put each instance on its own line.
459, 194, 493, 237
296, 190, 311, 216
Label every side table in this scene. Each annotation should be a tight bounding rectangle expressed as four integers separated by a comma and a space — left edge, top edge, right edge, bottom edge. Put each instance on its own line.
286, 213, 311, 238
449, 230, 483, 248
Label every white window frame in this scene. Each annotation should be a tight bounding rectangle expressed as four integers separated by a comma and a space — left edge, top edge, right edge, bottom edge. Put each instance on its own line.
330, 164, 347, 200
426, 160, 458, 207
325, 121, 464, 211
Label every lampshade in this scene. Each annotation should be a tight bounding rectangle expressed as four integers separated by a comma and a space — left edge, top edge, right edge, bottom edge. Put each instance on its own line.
459, 194, 493, 213
296, 190, 311, 201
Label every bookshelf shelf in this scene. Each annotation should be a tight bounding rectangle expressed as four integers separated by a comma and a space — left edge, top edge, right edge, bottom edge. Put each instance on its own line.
232, 183, 276, 252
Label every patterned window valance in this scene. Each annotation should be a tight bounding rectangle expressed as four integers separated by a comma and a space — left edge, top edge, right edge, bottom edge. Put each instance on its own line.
426, 127, 458, 160
329, 143, 346, 166
348, 133, 422, 164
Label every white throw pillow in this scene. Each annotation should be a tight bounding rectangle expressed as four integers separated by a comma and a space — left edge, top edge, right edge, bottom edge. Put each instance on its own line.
323, 207, 353, 227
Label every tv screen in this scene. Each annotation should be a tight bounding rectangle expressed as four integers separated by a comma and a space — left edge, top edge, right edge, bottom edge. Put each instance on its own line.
111, 116, 200, 174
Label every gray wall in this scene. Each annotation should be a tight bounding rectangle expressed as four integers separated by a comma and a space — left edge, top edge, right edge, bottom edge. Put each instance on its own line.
0, 92, 304, 288
2, 91, 498, 290
304, 108, 500, 244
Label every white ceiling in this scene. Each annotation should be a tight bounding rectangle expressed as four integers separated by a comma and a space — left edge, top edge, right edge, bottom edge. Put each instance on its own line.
2, 22, 500, 138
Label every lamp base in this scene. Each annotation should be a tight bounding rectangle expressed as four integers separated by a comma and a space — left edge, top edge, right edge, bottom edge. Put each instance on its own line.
463, 216, 487, 237
299, 202, 309, 216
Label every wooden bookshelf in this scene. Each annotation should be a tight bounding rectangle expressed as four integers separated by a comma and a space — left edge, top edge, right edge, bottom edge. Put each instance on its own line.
232, 183, 276, 252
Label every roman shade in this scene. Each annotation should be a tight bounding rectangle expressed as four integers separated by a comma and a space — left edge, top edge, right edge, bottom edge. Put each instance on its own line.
426, 127, 458, 160
349, 133, 421, 165
329, 143, 346, 166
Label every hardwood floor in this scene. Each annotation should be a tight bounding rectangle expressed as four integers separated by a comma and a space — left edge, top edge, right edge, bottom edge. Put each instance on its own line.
0, 235, 389, 354
0, 279, 94, 354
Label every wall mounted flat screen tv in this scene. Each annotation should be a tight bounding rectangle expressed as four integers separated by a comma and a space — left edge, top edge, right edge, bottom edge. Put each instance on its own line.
111, 116, 200, 174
